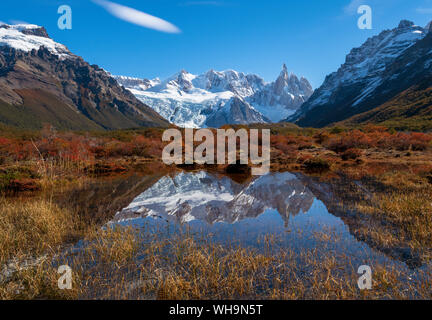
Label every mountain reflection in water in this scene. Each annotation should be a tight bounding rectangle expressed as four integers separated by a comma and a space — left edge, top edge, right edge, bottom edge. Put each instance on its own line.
110, 171, 418, 269
113, 172, 315, 226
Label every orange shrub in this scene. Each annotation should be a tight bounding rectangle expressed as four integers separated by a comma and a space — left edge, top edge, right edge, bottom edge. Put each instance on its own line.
325, 130, 375, 153
379, 132, 432, 151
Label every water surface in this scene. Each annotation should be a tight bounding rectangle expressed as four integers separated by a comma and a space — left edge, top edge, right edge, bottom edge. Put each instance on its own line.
109, 171, 420, 270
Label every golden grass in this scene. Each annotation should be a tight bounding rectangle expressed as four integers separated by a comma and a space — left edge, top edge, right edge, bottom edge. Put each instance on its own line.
350, 170, 432, 259
0, 198, 83, 264
1, 140, 432, 300
1, 217, 431, 300
51, 227, 431, 300
0, 261, 81, 300
85, 226, 140, 266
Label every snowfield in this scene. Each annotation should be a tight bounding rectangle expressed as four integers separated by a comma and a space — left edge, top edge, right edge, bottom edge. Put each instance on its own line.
0, 24, 71, 59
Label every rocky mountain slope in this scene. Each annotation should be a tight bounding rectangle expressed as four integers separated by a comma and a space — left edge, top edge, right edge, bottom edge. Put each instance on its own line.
115, 65, 313, 127
0, 24, 169, 130
288, 20, 432, 128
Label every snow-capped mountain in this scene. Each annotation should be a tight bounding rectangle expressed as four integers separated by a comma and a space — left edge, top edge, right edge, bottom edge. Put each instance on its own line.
0, 23, 169, 130
113, 75, 161, 91
112, 171, 315, 225
205, 96, 269, 127
0, 24, 71, 58
115, 65, 313, 127
288, 20, 431, 127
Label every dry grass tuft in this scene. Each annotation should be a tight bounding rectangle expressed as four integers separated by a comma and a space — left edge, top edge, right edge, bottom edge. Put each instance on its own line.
85, 226, 140, 266
0, 198, 82, 264
0, 260, 81, 300
55, 227, 432, 300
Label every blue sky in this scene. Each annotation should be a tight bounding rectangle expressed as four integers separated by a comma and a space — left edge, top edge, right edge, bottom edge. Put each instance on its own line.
1, 0, 431, 87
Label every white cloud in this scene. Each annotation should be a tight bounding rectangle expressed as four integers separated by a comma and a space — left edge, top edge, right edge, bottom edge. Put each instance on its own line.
9, 20, 31, 25
93, 0, 181, 34
344, 0, 367, 15
416, 7, 432, 14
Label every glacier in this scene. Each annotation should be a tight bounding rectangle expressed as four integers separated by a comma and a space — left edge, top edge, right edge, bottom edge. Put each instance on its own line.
115, 65, 313, 128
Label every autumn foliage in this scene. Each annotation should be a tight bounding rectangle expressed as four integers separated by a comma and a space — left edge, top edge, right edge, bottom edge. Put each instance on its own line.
0, 124, 431, 173
0, 126, 165, 164
323, 129, 432, 153
269, 126, 432, 167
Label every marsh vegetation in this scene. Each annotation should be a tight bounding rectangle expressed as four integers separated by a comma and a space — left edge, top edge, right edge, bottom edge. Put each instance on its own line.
1, 124, 431, 300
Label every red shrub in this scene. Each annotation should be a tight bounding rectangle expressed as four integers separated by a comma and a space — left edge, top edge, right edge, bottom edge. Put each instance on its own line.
326, 130, 374, 153
381, 132, 432, 151
271, 135, 300, 155
35, 135, 93, 162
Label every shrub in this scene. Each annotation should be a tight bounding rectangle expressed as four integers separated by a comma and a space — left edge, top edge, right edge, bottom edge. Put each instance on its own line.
329, 126, 344, 134
313, 131, 330, 144
0, 167, 41, 192
271, 135, 297, 155
341, 148, 363, 161
325, 130, 374, 153
271, 134, 315, 154
376, 132, 432, 151
303, 157, 330, 172
405, 133, 431, 151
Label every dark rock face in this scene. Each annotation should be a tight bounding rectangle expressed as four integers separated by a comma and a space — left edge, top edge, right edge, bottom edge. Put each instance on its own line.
249, 64, 313, 113
205, 96, 269, 127
398, 20, 414, 29
175, 71, 192, 92
426, 21, 432, 33
0, 45, 169, 130
21, 27, 50, 38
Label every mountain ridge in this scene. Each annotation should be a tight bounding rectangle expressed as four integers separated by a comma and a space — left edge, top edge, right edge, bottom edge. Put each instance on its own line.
115, 65, 313, 127
287, 20, 432, 128
0, 24, 170, 130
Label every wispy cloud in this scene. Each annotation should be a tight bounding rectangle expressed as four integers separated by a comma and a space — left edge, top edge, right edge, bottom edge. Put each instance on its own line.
9, 20, 31, 25
416, 7, 432, 14
92, 0, 181, 34
180, 1, 227, 6
343, 0, 367, 15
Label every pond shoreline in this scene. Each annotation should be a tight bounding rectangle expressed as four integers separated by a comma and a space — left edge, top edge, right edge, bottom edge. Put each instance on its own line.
1, 126, 431, 299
